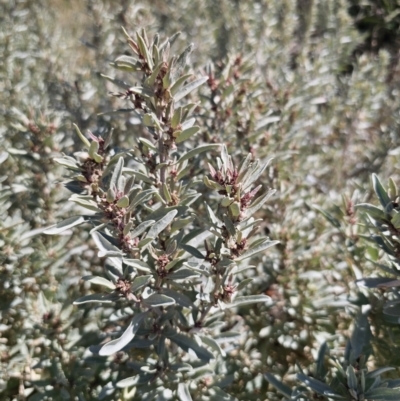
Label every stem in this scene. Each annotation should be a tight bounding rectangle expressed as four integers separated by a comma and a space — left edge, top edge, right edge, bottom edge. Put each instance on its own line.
157, 105, 167, 185
159, 134, 166, 184
197, 273, 222, 324
198, 303, 213, 324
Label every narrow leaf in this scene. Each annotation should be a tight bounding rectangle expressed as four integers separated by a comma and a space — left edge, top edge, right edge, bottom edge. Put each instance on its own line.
143, 293, 175, 307
44, 216, 86, 235
99, 312, 146, 356
173, 43, 193, 79
73, 124, 91, 148
297, 373, 340, 397
181, 244, 204, 259
123, 259, 152, 273
130, 220, 155, 238
129, 189, 157, 211
367, 367, 395, 379
54, 157, 80, 171
92, 232, 123, 258
74, 294, 115, 305
167, 268, 200, 280
235, 240, 279, 261
162, 289, 195, 308
236, 278, 253, 292
347, 366, 357, 390
101, 74, 131, 89
178, 144, 221, 163
176, 126, 200, 143
226, 295, 272, 308
177, 383, 193, 401
69, 195, 101, 212
82, 276, 116, 290
170, 73, 193, 95
223, 215, 236, 237
116, 376, 140, 388
246, 189, 276, 217
242, 158, 273, 191
174, 76, 208, 102
147, 210, 178, 238
355, 203, 386, 220
199, 335, 226, 357
372, 174, 392, 211
364, 388, 400, 400
110, 157, 124, 191
131, 275, 152, 293
264, 373, 292, 398
168, 332, 214, 362
313, 205, 341, 229
136, 33, 153, 70
138, 237, 154, 248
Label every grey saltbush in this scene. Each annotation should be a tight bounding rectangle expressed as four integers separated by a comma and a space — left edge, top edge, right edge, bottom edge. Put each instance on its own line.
5, 1, 400, 400
45, 28, 278, 400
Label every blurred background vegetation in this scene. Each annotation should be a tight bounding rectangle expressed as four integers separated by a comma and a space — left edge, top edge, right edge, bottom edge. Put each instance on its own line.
3, 0, 400, 400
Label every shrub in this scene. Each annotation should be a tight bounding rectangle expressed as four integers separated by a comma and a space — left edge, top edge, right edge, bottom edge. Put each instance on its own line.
4, 1, 400, 400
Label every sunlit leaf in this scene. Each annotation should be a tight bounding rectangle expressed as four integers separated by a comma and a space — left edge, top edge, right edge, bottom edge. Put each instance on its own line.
44, 216, 86, 235
99, 312, 147, 356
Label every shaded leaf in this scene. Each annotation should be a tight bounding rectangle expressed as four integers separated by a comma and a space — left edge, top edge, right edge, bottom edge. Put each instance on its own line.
162, 289, 195, 308
181, 244, 204, 259
297, 373, 340, 397
372, 174, 392, 212
168, 332, 214, 362
356, 277, 398, 288
367, 367, 395, 379
313, 205, 341, 229
199, 335, 226, 357
143, 293, 175, 307
131, 275, 152, 293
264, 373, 292, 398
235, 240, 279, 261
101, 74, 131, 89
364, 387, 400, 400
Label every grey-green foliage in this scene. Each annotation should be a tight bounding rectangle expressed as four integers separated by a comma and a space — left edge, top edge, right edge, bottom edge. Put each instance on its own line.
6, 0, 400, 400
266, 314, 400, 400
356, 175, 400, 323
46, 28, 277, 399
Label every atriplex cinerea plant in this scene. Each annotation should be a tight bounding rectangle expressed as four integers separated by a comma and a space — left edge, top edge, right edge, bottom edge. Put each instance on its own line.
45, 28, 277, 399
